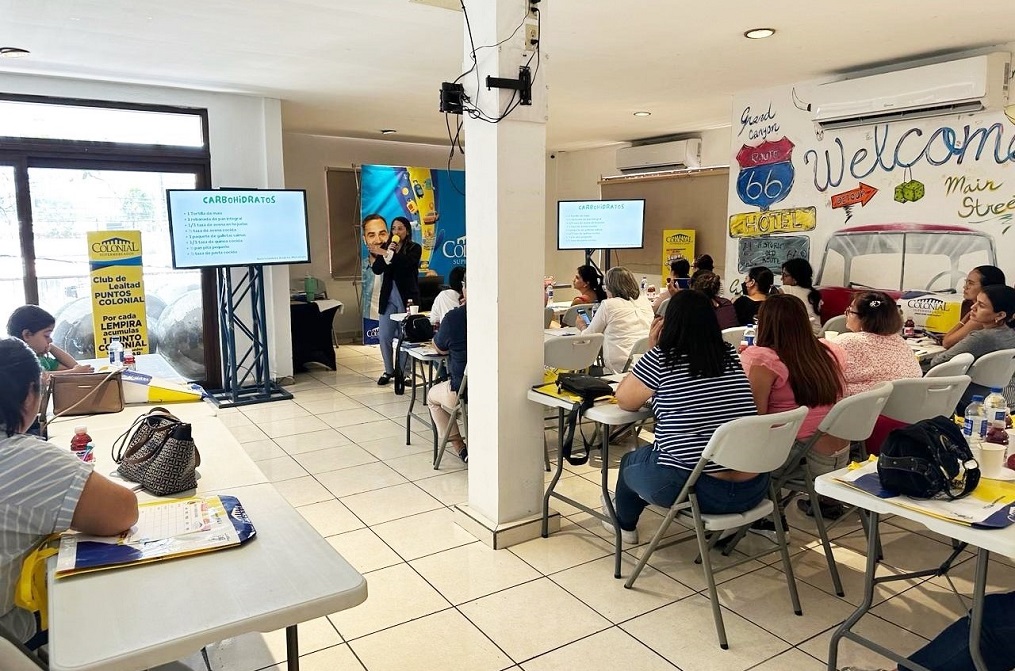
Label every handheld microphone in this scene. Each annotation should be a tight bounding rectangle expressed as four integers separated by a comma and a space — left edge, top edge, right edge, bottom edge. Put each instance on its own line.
382, 233, 401, 250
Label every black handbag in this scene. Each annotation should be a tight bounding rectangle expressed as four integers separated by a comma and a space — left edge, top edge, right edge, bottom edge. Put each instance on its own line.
556, 374, 615, 465
878, 416, 980, 500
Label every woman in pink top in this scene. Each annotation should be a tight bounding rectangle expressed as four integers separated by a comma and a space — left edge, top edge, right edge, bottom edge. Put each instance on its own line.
832, 291, 922, 396
740, 294, 847, 521
738, 292, 848, 517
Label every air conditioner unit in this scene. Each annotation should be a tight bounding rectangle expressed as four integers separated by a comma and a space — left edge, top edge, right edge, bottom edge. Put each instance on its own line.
810, 52, 1011, 131
616, 139, 701, 174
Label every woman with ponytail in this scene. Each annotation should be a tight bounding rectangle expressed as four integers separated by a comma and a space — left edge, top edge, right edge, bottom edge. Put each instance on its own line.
571, 265, 607, 305
780, 258, 823, 335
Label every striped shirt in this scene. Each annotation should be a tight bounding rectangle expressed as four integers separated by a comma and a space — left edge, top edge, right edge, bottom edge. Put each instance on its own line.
632, 344, 758, 472
1, 432, 91, 642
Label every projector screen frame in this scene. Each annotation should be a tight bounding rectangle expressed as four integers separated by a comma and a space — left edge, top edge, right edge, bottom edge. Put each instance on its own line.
166, 188, 312, 269
556, 198, 646, 251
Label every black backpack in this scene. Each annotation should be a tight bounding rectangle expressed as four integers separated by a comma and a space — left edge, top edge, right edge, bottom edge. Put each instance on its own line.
878, 416, 980, 499
402, 315, 434, 343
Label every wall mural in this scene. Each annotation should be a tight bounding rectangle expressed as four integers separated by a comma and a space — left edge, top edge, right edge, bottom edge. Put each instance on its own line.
725, 75, 1015, 323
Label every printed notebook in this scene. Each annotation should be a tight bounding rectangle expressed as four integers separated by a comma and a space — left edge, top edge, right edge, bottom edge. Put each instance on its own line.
55, 495, 255, 578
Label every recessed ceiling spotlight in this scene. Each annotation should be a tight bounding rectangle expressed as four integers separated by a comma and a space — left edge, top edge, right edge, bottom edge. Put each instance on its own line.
744, 28, 776, 39
380, 129, 397, 135
0, 47, 30, 58
633, 111, 652, 117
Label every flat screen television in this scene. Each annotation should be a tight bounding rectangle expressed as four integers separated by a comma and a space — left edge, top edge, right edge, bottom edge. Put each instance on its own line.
557, 199, 645, 250
166, 189, 311, 269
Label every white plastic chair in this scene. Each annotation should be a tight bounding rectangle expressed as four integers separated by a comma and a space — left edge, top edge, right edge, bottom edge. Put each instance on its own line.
967, 348, 1015, 389
621, 336, 651, 373
543, 306, 554, 328
624, 406, 808, 650
881, 375, 970, 424
560, 305, 585, 327
820, 314, 848, 336
433, 370, 468, 470
925, 352, 974, 378
655, 297, 670, 317
0, 624, 46, 671
775, 383, 893, 597
721, 327, 747, 348
544, 333, 604, 371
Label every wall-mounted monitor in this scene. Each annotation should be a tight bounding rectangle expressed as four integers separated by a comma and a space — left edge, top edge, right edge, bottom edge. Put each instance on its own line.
166, 189, 311, 269
557, 199, 645, 250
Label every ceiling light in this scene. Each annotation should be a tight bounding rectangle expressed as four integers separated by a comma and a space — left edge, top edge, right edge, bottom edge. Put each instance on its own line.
633, 111, 651, 117
744, 28, 776, 39
0, 47, 30, 59
380, 129, 397, 135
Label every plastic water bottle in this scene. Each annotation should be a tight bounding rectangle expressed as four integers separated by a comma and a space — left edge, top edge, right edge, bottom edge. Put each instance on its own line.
743, 320, 757, 347
641, 276, 648, 295
964, 395, 987, 443
108, 338, 124, 366
984, 387, 1009, 425
546, 284, 554, 303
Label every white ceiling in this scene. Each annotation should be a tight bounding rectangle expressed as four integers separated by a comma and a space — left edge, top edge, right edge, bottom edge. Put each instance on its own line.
3, 0, 1015, 150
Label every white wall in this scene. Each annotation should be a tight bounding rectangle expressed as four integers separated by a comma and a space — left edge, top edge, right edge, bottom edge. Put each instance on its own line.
0, 73, 292, 379
543, 127, 732, 294
282, 132, 464, 337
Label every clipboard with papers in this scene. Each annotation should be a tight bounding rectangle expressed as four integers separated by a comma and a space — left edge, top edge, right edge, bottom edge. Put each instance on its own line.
55, 494, 255, 578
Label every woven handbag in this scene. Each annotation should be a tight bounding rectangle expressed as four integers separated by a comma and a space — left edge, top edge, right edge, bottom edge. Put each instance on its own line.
112, 407, 202, 496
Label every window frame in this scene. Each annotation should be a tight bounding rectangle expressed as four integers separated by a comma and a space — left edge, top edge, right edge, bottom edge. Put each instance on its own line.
0, 94, 219, 387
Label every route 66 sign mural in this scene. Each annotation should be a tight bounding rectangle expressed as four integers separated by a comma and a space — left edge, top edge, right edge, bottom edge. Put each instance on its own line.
735, 138, 795, 211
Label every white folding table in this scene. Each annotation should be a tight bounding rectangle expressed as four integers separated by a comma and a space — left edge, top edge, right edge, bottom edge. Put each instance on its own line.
815, 470, 1015, 671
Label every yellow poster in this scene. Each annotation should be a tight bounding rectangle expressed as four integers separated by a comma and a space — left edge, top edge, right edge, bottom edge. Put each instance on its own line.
88, 230, 150, 357
405, 167, 438, 274
661, 229, 695, 278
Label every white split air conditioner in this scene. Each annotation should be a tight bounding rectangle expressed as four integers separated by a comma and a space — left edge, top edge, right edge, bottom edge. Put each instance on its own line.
616, 139, 701, 174
811, 52, 1011, 131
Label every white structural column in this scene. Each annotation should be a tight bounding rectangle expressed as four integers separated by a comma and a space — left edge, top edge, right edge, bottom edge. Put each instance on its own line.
454, 0, 553, 547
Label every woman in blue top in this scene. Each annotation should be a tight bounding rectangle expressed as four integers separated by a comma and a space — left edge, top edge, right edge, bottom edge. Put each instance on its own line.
610, 290, 762, 544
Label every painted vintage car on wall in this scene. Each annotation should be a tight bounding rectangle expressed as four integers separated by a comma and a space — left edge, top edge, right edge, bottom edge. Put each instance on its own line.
815, 223, 997, 324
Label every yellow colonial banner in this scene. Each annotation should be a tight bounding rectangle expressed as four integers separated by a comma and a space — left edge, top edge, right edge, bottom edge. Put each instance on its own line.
661, 229, 695, 278
88, 230, 150, 357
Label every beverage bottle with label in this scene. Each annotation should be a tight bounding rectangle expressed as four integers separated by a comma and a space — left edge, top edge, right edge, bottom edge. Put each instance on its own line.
546, 284, 554, 303
743, 320, 757, 348
123, 348, 136, 371
963, 395, 987, 444
983, 387, 1009, 426
903, 318, 915, 338
640, 276, 648, 295
108, 338, 124, 366
70, 425, 95, 462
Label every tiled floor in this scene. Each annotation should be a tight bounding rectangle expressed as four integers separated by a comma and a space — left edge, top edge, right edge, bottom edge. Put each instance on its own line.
178, 344, 1011, 671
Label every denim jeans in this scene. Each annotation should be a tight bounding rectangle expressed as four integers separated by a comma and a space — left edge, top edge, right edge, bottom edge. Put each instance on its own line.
901, 591, 1015, 671
613, 444, 770, 531
378, 285, 405, 375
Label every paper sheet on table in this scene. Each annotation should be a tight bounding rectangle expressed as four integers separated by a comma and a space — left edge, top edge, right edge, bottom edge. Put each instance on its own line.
836, 461, 1015, 528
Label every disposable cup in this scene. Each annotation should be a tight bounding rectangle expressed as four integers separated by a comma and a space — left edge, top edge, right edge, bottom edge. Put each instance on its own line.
980, 443, 1006, 477
824, 330, 839, 340
409, 305, 420, 315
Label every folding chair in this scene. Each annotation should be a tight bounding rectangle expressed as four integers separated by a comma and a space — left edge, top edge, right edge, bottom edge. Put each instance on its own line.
820, 314, 848, 336
560, 305, 584, 327
621, 336, 651, 373
0, 624, 46, 671
543, 334, 604, 470
624, 406, 808, 650
924, 352, 974, 378
773, 383, 893, 597
543, 306, 554, 329
966, 348, 1015, 390
433, 370, 468, 470
721, 327, 747, 349
881, 375, 970, 424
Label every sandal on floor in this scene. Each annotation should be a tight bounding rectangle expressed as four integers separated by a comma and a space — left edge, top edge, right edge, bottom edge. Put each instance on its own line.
377, 373, 392, 386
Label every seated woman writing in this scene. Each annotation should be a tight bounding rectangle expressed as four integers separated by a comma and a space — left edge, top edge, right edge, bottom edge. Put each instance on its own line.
0, 337, 138, 646
7, 305, 93, 375
607, 290, 763, 544
740, 294, 848, 521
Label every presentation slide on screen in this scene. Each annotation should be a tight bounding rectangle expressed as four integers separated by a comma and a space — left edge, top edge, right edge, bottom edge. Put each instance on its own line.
558, 200, 644, 250
168, 190, 310, 268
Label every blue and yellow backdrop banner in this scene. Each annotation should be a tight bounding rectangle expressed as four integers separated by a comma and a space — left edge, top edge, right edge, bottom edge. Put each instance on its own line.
87, 230, 150, 356
360, 165, 466, 344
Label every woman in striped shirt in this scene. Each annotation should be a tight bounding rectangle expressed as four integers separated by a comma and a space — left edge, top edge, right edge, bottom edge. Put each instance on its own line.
0, 338, 138, 646
609, 291, 763, 544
